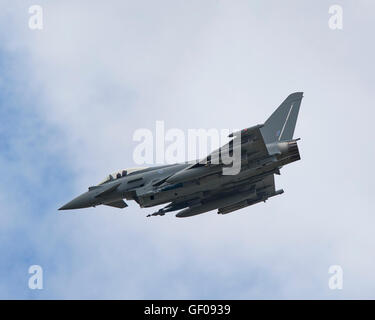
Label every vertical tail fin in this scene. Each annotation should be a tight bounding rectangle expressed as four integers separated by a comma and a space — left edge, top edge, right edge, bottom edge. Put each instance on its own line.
260, 92, 303, 144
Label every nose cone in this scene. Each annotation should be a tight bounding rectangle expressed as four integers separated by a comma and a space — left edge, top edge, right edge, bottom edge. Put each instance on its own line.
59, 191, 95, 210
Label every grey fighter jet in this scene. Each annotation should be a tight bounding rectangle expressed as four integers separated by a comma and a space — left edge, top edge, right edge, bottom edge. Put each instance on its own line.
59, 92, 303, 218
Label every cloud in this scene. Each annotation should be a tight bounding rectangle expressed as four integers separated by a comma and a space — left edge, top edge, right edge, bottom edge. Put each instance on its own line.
1, 0, 375, 298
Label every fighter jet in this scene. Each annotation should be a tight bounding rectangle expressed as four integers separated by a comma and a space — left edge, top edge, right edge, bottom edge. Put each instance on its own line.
59, 92, 303, 218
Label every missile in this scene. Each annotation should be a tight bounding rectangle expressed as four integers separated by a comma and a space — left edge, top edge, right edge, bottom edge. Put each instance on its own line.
218, 189, 284, 215
175, 190, 257, 218
218, 199, 261, 215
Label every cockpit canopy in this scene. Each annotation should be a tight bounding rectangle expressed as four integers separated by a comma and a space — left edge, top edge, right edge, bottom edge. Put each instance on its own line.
97, 167, 149, 186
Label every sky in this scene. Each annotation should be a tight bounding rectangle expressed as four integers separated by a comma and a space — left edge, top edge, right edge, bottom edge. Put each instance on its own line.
0, 0, 375, 299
